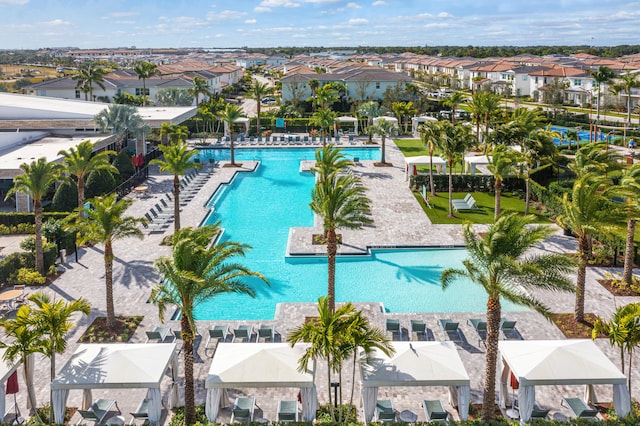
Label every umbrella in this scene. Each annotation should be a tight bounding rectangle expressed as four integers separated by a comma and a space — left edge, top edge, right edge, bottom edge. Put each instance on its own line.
6, 371, 21, 423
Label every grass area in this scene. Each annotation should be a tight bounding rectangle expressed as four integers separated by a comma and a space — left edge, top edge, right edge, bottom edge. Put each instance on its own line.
414, 191, 550, 224
393, 139, 467, 173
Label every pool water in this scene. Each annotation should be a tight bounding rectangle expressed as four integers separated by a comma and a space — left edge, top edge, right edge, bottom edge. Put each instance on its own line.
193, 147, 518, 320
550, 125, 605, 145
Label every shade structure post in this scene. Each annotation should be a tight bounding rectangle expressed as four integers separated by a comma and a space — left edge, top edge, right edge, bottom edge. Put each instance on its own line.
613, 383, 631, 418
146, 387, 162, 424
52, 389, 69, 424
517, 385, 535, 424
0, 383, 5, 420
300, 385, 318, 421
457, 386, 470, 420
169, 353, 180, 409
82, 389, 92, 410
205, 388, 224, 422
498, 358, 508, 409
24, 353, 36, 413
584, 384, 597, 405
362, 386, 378, 422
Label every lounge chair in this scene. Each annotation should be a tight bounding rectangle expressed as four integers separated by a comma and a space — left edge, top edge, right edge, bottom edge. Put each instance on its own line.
422, 399, 448, 422
410, 319, 428, 341
205, 325, 229, 349
375, 399, 396, 423
231, 397, 255, 423
145, 326, 171, 343
129, 399, 149, 424
385, 319, 402, 340
232, 325, 253, 342
438, 319, 461, 342
257, 324, 274, 342
513, 398, 550, 420
500, 319, 518, 339
13, 284, 26, 306
468, 318, 487, 346
562, 397, 599, 420
277, 400, 299, 422
77, 399, 119, 425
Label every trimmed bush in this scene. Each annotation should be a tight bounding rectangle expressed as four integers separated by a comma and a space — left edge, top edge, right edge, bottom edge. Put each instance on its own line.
51, 180, 78, 212
0, 212, 68, 227
86, 168, 118, 198
113, 149, 135, 180
411, 174, 524, 193
9, 267, 46, 285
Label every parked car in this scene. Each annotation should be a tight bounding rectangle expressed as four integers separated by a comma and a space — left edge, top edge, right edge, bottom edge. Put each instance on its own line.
261, 97, 276, 104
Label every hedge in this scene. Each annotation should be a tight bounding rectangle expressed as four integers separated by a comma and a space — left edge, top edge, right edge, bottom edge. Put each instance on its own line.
0, 242, 57, 287
410, 174, 525, 193
0, 212, 69, 227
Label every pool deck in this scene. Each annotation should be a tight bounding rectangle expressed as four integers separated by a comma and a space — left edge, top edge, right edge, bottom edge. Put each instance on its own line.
2, 137, 639, 424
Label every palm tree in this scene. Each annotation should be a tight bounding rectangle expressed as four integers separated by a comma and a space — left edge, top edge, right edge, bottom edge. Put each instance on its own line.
151, 225, 267, 426
357, 101, 386, 143
310, 108, 337, 146
73, 62, 108, 101
443, 91, 466, 124
188, 76, 211, 107
590, 66, 615, 123
565, 128, 578, 151
151, 140, 200, 231
311, 149, 373, 312
570, 142, 624, 177
219, 103, 246, 166
372, 118, 398, 165
312, 144, 352, 184
618, 164, 640, 286
29, 291, 91, 424
155, 87, 194, 106
308, 78, 320, 107
312, 84, 339, 110
480, 92, 503, 152
521, 128, 558, 214
467, 91, 486, 147
442, 213, 575, 420
557, 174, 623, 322
391, 101, 417, 134
159, 122, 189, 145
418, 121, 439, 196
487, 145, 520, 220
58, 140, 117, 211
94, 104, 149, 149
619, 72, 640, 125
133, 61, 158, 107
5, 158, 61, 274
64, 194, 144, 328
247, 80, 274, 136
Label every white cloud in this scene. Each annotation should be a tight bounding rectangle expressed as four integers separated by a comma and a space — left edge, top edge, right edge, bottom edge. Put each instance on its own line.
206, 10, 248, 21
349, 18, 369, 24
372, 0, 387, 6
109, 11, 138, 17
346, 2, 361, 8
437, 12, 453, 18
0, 0, 29, 5
259, 0, 300, 7
114, 20, 136, 25
254, 6, 271, 13
43, 19, 69, 26
245, 19, 257, 24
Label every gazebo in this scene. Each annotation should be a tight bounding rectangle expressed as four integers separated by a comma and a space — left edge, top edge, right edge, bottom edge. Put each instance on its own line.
0, 348, 21, 420
464, 155, 490, 175
205, 343, 317, 422
360, 342, 470, 422
411, 116, 438, 137
51, 343, 178, 425
404, 155, 447, 181
372, 116, 398, 127
498, 340, 631, 423
334, 116, 358, 136
223, 117, 250, 138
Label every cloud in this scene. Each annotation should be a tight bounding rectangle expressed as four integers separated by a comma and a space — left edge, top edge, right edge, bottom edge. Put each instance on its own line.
109, 11, 138, 17
245, 19, 257, 24
346, 2, 362, 8
206, 10, 248, 21
372, 0, 387, 6
254, 6, 271, 12
348, 18, 369, 24
0, 0, 29, 5
259, 0, 300, 7
114, 20, 136, 25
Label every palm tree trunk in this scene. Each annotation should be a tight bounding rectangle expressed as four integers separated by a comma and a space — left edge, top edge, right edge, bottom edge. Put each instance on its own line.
524, 175, 531, 215
368, 118, 373, 143
327, 358, 334, 420
627, 348, 633, 391
34, 199, 44, 275
494, 180, 502, 220
429, 151, 435, 196
142, 79, 147, 107
182, 316, 196, 426
623, 219, 636, 286
23, 355, 40, 419
77, 176, 85, 211
482, 297, 502, 420
256, 103, 261, 136
49, 339, 56, 424
349, 353, 357, 408
230, 131, 236, 165
575, 236, 589, 323
448, 163, 454, 217
104, 240, 116, 328
173, 175, 181, 232
381, 136, 386, 164
327, 229, 337, 313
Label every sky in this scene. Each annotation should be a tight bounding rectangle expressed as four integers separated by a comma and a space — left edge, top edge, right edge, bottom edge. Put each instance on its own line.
0, 0, 638, 49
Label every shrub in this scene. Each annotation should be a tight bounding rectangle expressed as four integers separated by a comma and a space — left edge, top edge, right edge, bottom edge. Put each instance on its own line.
51, 180, 78, 212
411, 174, 524, 193
86, 168, 118, 198
9, 267, 46, 285
42, 218, 76, 253
113, 149, 135, 180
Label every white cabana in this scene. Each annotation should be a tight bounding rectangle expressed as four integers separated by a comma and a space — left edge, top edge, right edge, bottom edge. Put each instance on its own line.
404, 155, 447, 181
51, 343, 178, 425
360, 342, 470, 422
334, 116, 358, 136
411, 116, 438, 137
0, 348, 21, 420
223, 117, 250, 138
205, 343, 317, 422
372, 116, 398, 128
464, 155, 490, 175
499, 340, 631, 423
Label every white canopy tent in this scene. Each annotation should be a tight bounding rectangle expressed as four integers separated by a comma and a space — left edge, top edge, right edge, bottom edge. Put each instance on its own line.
51, 343, 178, 425
335, 116, 358, 136
223, 117, 250, 138
411, 116, 438, 137
499, 340, 631, 423
360, 342, 470, 422
205, 343, 317, 422
404, 155, 447, 181
372, 116, 398, 127
0, 348, 21, 420
464, 155, 490, 175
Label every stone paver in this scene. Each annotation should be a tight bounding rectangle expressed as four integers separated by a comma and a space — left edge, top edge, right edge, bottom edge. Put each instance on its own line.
1, 137, 639, 424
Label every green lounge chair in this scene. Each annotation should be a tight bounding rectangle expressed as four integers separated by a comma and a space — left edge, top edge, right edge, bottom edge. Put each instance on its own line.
500, 319, 518, 339
129, 399, 149, 424
422, 399, 448, 422
410, 319, 429, 341
562, 397, 599, 420
205, 325, 229, 350
233, 325, 253, 342
468, 318, 487, 347
375, 399, 396, 423
385, 319, 402, 341
145, 326, 171, 343
231, 397, 255, 423
514, 399, 550, 420
77, 399, 119, 425
277, 400, 299, 422
438, 319, 461, 342
257, 324, 275, 342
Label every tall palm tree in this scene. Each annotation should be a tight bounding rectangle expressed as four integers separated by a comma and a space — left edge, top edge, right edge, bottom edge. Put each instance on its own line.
29, 291, 91, 424
64, 194, 144, 328
308, 78, 320, 109
487, 145, 520, 220
151, 140, 200, 231
58, 140, 117, 211
159, 123, 189, 145
151, 225, 267, 426
480, 92, 503, 152
357, 101, 386, 143
418, 121, 439, 196
311, 150, 373, 313
565, 128, 578, 151
619, 72, 640, 125
5, 158, 61, 274
618, 164, 640, 286
310, 108, 337, 146
312, 84, 339, 110
155, 87, 194, 106
569, 142, 623, 177
521, 128, 558, 214
189, 76, 211, 109
391, 101, 417, 134
312, 144, 352, 184
443, 91, 466, 124
73, 62, 108, 101
590, 66, 615, 124
94, 104, 149, 149
219, 103, 246, 166
133, 61, 158, 107
247, 80, 274, 136
557, 174, 623, 322
372, 118, 398, 165
442, 213, 575, 420
467, 91, 486, 147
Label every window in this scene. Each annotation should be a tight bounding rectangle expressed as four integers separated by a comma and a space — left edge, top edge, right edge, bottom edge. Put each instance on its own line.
135, 88, 150, 96
75, 90, 81, 99
574, 79, 582, 86
522, 75, 527, 81
535, 77, 538, 84
375, 82, 380, 89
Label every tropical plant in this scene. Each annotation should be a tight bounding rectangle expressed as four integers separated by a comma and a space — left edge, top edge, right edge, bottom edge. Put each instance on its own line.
442, 91, 466, 124
565, 128, 578, 151
310, 108, 337, 146
391, 101, 417, 134
372, 118, 398, 165
521, 127, 558, 214
64, 194, 144, 328
590, 66, 615, 123
418, 121, 439, 196
151, 140, 200, 231
155, 88, 194, 106
619, 72, 640, 125
618, 164, 640, 286
73, 62, 108, 101
312, 144, 352, 185
5, 158, 61, 274
357, 101, 386, 143
94, 104, 149, 149
480, 92, 503, 152
311, 84, 339, 110
218, 103, 246, 166
247, 80, 274, 136
569, 142, 624, 177
133, 61, 158, 107
151, 225, 267, 426
58, 140, 117, 211
487, 145, 520, 220
189, 76, 211, 108
28, 291, 91, 423
442, 213, 575, 420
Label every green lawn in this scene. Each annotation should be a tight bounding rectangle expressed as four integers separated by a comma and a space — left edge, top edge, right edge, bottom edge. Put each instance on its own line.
393, 139, 466, 173
414, 191, 550, 224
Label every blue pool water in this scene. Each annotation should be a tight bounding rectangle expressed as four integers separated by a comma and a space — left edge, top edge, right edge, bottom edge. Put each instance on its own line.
193, 147, 518, 320
550, 125, 605, 146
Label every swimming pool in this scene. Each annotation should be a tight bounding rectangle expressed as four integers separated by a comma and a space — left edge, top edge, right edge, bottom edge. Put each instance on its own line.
550, 125, 605, 145
193, 147, 518, 320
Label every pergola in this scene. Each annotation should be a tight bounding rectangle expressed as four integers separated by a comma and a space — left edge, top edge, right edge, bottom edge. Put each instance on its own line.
334, 116, 358, 136
360, 342, 470, 422
205, 343, 317, 422
0, 348, 21, 420
223, 117, 250, 138
404, 155, 447, 181
499, 340, 631, 423
372, 116, 398, 127
411, 116, 438, 137
51, 343, 178, 425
